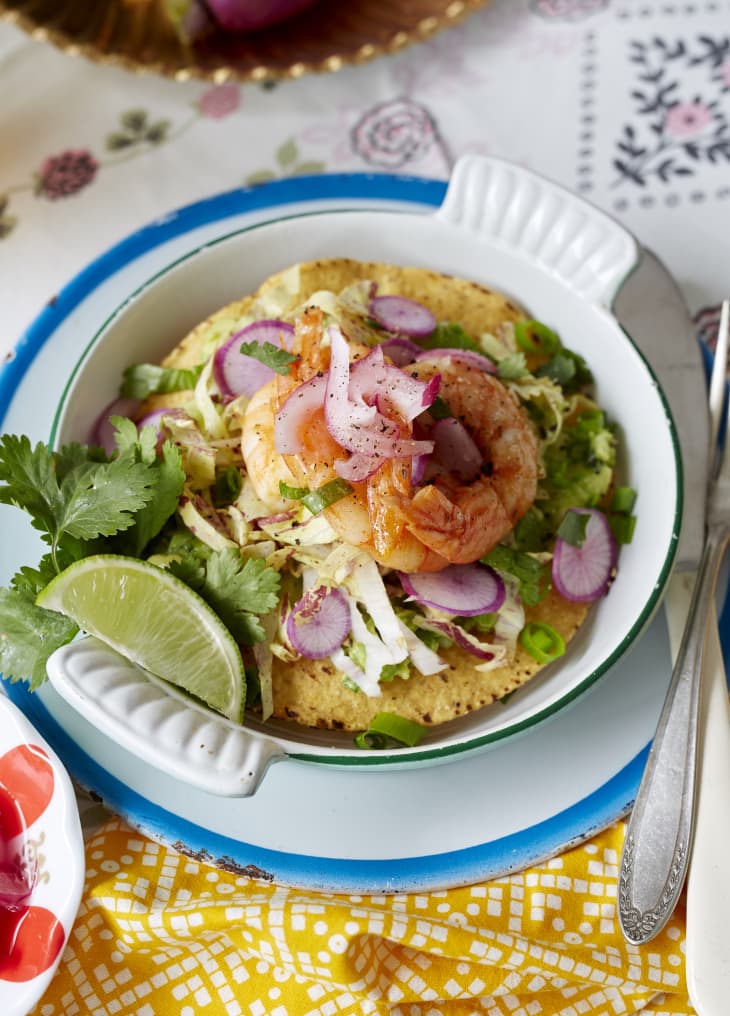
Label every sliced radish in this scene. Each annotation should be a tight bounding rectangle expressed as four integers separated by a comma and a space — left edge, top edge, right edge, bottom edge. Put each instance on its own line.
431, 417, 482, 481
369, 295, 436, 337
91, 397, 140, 453
415, 348, 497, 373
379, 336, 422, 366
214, 319, 295, 398
552, 508, 618, 603
399, 563, 506, 617
286, 586, 352, 659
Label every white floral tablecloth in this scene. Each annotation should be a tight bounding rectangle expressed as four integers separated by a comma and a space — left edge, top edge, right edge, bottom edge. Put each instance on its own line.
2, 0, 729, 354
1, 1, 729, 1014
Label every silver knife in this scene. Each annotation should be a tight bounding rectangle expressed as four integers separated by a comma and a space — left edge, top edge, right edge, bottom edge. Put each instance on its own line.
613, 247, 709, 569
613, 247, 711, 943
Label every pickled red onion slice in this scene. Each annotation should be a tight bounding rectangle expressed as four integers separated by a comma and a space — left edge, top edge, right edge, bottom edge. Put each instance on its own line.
274, 373, 328, 455
325, 326, 435, 459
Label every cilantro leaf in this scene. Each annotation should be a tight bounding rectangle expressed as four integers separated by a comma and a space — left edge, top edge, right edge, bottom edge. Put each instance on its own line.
113, 437, 186, 557
418, 321, 481, 352
239, 340, 299, 375
120, 363, 204, 399
12, 555, 70, 598
0, 586, 78, 689
0, 435, 64, 538
171, 549, 280, 646
0, 434, 161, 571
56, 457, 156, 540
482, 545, 551, 606
112, 416, 157, 462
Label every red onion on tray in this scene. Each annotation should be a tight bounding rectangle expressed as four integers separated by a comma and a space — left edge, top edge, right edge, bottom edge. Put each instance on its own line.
552, 508, 617, 603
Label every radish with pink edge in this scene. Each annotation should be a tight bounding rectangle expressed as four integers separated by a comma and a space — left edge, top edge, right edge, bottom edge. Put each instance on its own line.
214, 319, 294, 398
369, 295, 437, 337
399, 563, 506, 617
286, 586, 352, 660
552, 508, 618, 603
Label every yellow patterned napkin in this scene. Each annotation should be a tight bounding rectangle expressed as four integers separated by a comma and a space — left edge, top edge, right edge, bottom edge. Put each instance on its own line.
30, 816, 695, 1016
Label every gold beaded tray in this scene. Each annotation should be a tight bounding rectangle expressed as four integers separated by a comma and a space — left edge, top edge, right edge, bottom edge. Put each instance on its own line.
0, 0, 489, 82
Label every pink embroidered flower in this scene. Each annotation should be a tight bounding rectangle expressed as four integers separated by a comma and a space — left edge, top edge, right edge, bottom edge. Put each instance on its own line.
198, 83, 241, 119
351, 99, 437, 169
664, 101, 714, 137
36, 150, 98, 200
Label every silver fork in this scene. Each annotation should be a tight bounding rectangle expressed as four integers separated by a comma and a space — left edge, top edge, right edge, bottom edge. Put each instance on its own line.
618, 300, 730, 944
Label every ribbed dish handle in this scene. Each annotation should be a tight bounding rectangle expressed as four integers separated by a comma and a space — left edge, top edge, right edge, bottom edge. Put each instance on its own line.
435, 155, 639, 306
46, 637, 286, 797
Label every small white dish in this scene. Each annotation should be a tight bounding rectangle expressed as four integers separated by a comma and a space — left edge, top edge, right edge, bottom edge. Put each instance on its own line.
45, 155, 681, 794
0, 693, 84, 1015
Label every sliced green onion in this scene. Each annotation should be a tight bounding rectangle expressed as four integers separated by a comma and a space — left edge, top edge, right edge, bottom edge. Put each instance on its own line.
609, 512, 636, 545
610, 486, 637, 514
354, 711, 427, 749
514, 319, 562, 357
519, 621, 566, 664
279, 477, 353, 514
557, 511, 590, 547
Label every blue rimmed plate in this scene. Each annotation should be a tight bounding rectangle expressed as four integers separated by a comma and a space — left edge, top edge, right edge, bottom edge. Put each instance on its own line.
0, 168, 692, 892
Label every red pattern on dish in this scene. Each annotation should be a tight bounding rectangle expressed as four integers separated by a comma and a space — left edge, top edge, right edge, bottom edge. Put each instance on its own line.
0, 743, 65, 983
0, 745, 55, 837
0, 906, 65, 982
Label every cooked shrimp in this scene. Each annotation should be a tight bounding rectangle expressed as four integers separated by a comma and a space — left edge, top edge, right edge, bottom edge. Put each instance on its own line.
241, 325, 539, 572
240, 382, 301, 510
394, 358, 539, 565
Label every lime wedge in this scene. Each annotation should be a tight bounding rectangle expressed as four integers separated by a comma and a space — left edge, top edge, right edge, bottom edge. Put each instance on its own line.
37, 554, 245, 722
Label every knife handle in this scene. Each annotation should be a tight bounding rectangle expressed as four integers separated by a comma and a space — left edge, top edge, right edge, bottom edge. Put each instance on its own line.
618, 526, 727, 943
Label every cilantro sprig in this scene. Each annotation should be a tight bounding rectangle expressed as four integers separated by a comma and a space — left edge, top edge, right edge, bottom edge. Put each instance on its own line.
169, 549, 280, 645
0, 433, 159, 570
0, 425, 187, 689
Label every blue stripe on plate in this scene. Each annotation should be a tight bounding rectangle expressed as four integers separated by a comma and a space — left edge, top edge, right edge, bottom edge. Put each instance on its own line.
9, 681, 644, 894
